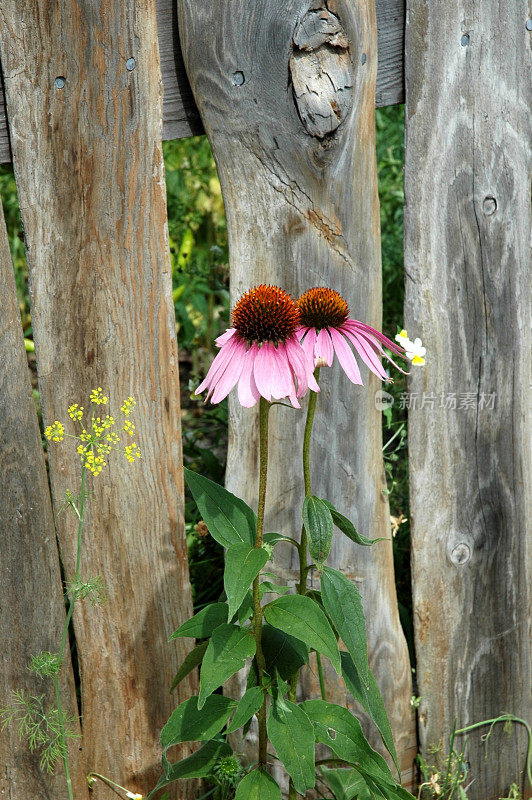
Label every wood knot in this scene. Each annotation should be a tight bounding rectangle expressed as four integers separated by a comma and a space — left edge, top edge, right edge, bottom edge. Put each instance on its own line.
290, 0, 352, 139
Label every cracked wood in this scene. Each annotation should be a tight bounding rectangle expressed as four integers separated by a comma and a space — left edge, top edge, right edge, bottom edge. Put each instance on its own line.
179, 0, 415, 789
405, 1, 532, 797
0, 1, 196, 798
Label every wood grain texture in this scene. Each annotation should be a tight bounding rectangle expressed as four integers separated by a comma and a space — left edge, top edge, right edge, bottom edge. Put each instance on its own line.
0, 2, 196, 798
179, 0, 415, 788
0, 199, 88, 799
0, 0, 404, 164
404, 2, 532, 797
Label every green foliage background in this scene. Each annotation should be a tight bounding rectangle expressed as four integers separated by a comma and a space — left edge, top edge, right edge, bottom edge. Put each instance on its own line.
0, 104, 411, 649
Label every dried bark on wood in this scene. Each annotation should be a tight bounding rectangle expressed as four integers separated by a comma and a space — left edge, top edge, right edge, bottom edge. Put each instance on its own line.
0, 199, 88, 799
405, 2, 532, 797
0, 2, 196, 797
179, 0, 415, 787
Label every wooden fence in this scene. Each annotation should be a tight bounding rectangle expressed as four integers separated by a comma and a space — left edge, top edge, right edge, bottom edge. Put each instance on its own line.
0, 1, 529, 799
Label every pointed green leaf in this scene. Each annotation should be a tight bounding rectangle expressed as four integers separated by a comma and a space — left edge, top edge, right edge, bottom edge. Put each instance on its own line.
199, 623, 256, 708
170, 641, 208, 692
361, 773, 415, 799
259, 580, 291, 598
341, 651, 399, 777
321, 566, 370, 688
235, 769, 282, 800
237, 590, 254, 625
184, 468, 255, 547
322, 500, 386, 546
267, 698, 315, 794
261, 623, 309, 680
320, 766, 371, 800
225, 542, 269, 619
263, 594, 340, 674
263, 532, 299, 548
147, 740, 232, 798
161, 694, 236, 748
170, 602, 229, 639
303, 495, 334, 568
226, 686, 264, 734
300, 700, 394, 787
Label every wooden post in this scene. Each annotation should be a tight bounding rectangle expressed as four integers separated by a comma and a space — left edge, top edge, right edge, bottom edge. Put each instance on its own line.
179, 0, 415, 785
0, 198, 88, 798
405, 2, 532, 796
0, 2, 196, 797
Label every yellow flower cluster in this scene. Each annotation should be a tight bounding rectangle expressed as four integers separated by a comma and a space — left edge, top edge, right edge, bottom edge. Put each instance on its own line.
44, 389, 141, 476
44, 420, 65, 442
89, 387, 108, 405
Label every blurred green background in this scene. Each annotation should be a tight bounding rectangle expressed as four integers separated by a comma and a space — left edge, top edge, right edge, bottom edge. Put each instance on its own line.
0, 104, 411, 655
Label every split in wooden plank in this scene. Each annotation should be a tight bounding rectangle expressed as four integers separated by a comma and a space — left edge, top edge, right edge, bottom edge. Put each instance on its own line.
405, 2, 532, 797
0, 0, 404, 163
179, 0, 415, 788
0, 1, 197, 797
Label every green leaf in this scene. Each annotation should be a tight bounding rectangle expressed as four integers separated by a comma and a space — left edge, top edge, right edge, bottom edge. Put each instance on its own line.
199, 624, 256, 708
170, 641, 208, 692
261, 623, 309, 680
361, 773, 415, 799
263, 532, 299, 548
235, 769, 282, 800
170, 602, 229, 639
259, 581, 291, 598
300, 700, 395, 787
224, 542, 269, 620
237, 590, 254, 625
322, 500, 386, 547
321, 567, 370, 689
302, 495, 334, 569
267, 698, 315, 794
161, 695, 236, 748
184, 468, 255, 548
341, 651, 399, 777
263, 594, 341, 674
226, 686, 264, 734
147, 740, 232, 798
320, 766, 371, 800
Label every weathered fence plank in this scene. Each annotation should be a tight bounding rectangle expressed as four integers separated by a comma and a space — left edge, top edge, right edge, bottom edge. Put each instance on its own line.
405, 2, 532, 797
0, 2, 196, 798
0, 0, 404, 164
179, 0, 415, 787
0, 198, 88, 799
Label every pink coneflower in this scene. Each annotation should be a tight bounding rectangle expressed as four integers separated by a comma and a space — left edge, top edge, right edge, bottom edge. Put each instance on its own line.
196, 285, 319, 408
297, 287, 408, 384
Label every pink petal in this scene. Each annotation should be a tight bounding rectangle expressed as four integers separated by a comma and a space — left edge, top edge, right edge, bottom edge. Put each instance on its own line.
329, 327, 363, 385
210, 337, 247, 403
195, 335, 241, 397
353, 327, 409, 376
300, 327, 318, 366
343, 319, 404, 356
275, 343, 299, 400
237, 343, 261, 407
215, 328, 237, 347
341, 328, 389, 381
285, 335, 320, 396
316, 328, 334, 366
296, 326, 309, 342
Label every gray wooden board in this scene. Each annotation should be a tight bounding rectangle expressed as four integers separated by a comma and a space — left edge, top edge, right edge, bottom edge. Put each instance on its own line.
0, 198, 88, 799
404, 1, 532, 797
179, 0, 415, 788
0, 0, 403, 163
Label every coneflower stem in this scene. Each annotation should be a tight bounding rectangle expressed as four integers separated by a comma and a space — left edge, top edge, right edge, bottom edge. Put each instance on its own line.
253, 397, 270, 770
289, 368, 327, 711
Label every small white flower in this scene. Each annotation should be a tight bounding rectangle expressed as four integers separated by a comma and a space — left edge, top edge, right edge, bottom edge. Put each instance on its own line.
126, 793, 143, 799
395, 329, 426, 365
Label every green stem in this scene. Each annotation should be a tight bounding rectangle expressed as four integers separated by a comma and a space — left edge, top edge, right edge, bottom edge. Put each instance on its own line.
56, 465, 87, 800
252, 398, 270, 770
454, 715, 532, 787
87, 771, 137, 797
